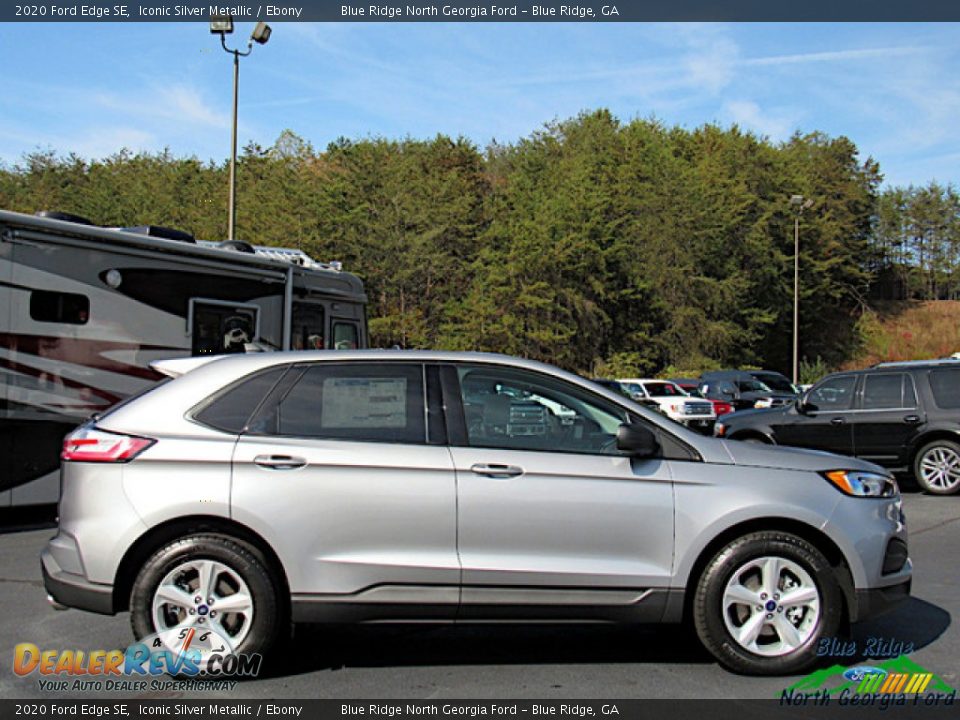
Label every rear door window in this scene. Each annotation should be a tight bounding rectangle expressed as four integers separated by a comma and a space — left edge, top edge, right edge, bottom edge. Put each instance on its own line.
862, 373, 908, 410
260, 363, 426, 444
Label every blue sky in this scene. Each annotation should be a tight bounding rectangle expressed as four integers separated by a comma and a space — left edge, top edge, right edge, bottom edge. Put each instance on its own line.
0, 22, 958, 187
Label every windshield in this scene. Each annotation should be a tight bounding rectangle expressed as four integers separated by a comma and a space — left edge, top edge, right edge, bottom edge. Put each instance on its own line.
753, 373, 797, 394
642, 382, 686, 397
736, 380, 772, 393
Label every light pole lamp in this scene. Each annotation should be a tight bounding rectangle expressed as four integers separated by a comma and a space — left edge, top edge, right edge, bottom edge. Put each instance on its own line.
789, 194, 814, 385
210, 17, 272, 241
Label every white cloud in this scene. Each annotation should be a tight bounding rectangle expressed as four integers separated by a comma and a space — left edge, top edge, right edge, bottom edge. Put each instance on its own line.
93, 84, 229, 130
157, 86, 230, 129
682, 33, 741, 95
743, 45, 925, 68
67, 128, 158, 157
0, 124, 158, 161
722, 100, 796, 141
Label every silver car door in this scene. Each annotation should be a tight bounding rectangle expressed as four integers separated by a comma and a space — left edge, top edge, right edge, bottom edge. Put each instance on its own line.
231, 362, 459, 620
446, 364, 675, 619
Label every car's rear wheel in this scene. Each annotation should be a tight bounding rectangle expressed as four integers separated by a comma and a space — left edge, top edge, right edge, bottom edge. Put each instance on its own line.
130, 534, 281, 658
914, 440, 960, 495
693, 531, 842, 675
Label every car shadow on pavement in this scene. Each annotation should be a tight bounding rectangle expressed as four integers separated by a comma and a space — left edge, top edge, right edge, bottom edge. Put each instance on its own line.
844, 597, 951, 661
0, 505, 57, 534
260, 597, 952, 680
261, 623, 714, 678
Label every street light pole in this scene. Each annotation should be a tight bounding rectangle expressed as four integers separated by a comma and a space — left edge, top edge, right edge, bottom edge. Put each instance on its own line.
789, 194, 814, 386
793, 213, 800, 385
211, 18, 272, 242
228, 47, 240, 241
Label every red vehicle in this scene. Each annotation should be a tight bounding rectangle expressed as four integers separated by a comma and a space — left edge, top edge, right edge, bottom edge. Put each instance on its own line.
669, 378, 734, 416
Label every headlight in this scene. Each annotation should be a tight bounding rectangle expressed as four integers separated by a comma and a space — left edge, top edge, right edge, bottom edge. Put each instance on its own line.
823, 470, 898, 498
754, 398, 772, 408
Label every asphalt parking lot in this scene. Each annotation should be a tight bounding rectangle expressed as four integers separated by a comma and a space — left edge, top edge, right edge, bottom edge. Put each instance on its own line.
2, 488, 958, 701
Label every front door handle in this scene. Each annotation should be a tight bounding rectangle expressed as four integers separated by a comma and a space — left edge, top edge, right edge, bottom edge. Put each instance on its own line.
254, 454, 308, 470
831, 417, 846, 426
470, 463, 524, 478
904, 415, 921, 424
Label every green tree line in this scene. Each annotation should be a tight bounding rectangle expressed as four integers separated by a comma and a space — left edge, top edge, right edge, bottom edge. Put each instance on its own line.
1, 110, 946, 377
873, 183, 960, 302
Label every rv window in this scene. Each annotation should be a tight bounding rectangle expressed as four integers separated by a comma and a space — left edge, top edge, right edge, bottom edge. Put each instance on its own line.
30, 291, 89, 325
333, 321, 359, 350
191, 303, 257, 356
292, 303, 325, 350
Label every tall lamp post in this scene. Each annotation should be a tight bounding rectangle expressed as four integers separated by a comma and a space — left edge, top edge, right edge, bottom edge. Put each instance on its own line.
210, 17, 272, 241
789, 194, 814, 385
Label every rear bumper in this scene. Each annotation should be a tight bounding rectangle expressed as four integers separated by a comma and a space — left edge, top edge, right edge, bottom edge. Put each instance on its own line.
852, 578, 911, 623
41, 548, 115, 615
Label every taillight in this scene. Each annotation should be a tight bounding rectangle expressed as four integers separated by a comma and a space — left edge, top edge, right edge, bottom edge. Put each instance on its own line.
61, 426, 155, 463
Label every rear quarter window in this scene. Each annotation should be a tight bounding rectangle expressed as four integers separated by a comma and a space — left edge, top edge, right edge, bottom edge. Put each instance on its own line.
192, 366, 289, 433
929, 369, 960, 409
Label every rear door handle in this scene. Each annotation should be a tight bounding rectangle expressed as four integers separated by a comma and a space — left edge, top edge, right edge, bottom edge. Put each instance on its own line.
254, 454, 308, 470
830, 417, 846, 426
470, 463, 524, 478
904, 415, 921, 424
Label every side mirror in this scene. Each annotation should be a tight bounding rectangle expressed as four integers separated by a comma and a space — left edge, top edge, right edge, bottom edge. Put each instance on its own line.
796, 392, 815, 414
616, 423, 660, 458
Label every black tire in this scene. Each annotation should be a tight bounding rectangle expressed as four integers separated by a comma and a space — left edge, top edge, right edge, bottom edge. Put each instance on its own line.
693, 531, 843, 675
913, 440, 960, 495
130, 534, 282, 657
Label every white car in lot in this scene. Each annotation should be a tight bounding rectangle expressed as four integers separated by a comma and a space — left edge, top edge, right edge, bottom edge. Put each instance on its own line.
617, 378, 717, 430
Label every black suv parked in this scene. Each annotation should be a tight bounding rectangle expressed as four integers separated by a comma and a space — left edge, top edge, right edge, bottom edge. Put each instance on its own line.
699, 370, 797, 411
715, 360, 960, 495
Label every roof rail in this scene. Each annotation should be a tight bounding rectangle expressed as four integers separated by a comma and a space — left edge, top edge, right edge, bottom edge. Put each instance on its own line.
872, 358, 960, 368
35, 210, 94, 225
194, 240, 342, 271
122, 225, 196, 243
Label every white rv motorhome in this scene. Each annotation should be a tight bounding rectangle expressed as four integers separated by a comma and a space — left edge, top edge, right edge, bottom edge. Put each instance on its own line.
0, 209, 368, 507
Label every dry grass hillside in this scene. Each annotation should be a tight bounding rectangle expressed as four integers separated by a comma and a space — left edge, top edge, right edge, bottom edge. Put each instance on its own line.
843, 300, 960, 370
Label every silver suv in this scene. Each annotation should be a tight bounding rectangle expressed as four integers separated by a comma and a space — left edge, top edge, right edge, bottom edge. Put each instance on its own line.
43, 351, 911, 675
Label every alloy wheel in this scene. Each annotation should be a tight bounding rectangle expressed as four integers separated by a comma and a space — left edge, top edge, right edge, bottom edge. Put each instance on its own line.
151, 558, 254, 650
919, 446, 960, 492
722, 555, 820, 657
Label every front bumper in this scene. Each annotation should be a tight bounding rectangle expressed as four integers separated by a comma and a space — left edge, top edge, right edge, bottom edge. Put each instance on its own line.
41, 548, 115, 615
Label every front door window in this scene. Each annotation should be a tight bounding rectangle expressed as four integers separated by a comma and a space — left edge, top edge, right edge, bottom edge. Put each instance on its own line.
456, 365, 628, 455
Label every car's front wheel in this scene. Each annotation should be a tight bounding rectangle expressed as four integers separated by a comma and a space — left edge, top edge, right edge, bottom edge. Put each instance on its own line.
693, 531, 842, 675
914, 440, 960, 495
130, 534, 282, 659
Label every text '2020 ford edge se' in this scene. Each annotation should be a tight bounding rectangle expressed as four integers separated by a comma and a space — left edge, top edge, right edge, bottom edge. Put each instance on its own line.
43, 351, 911, 675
